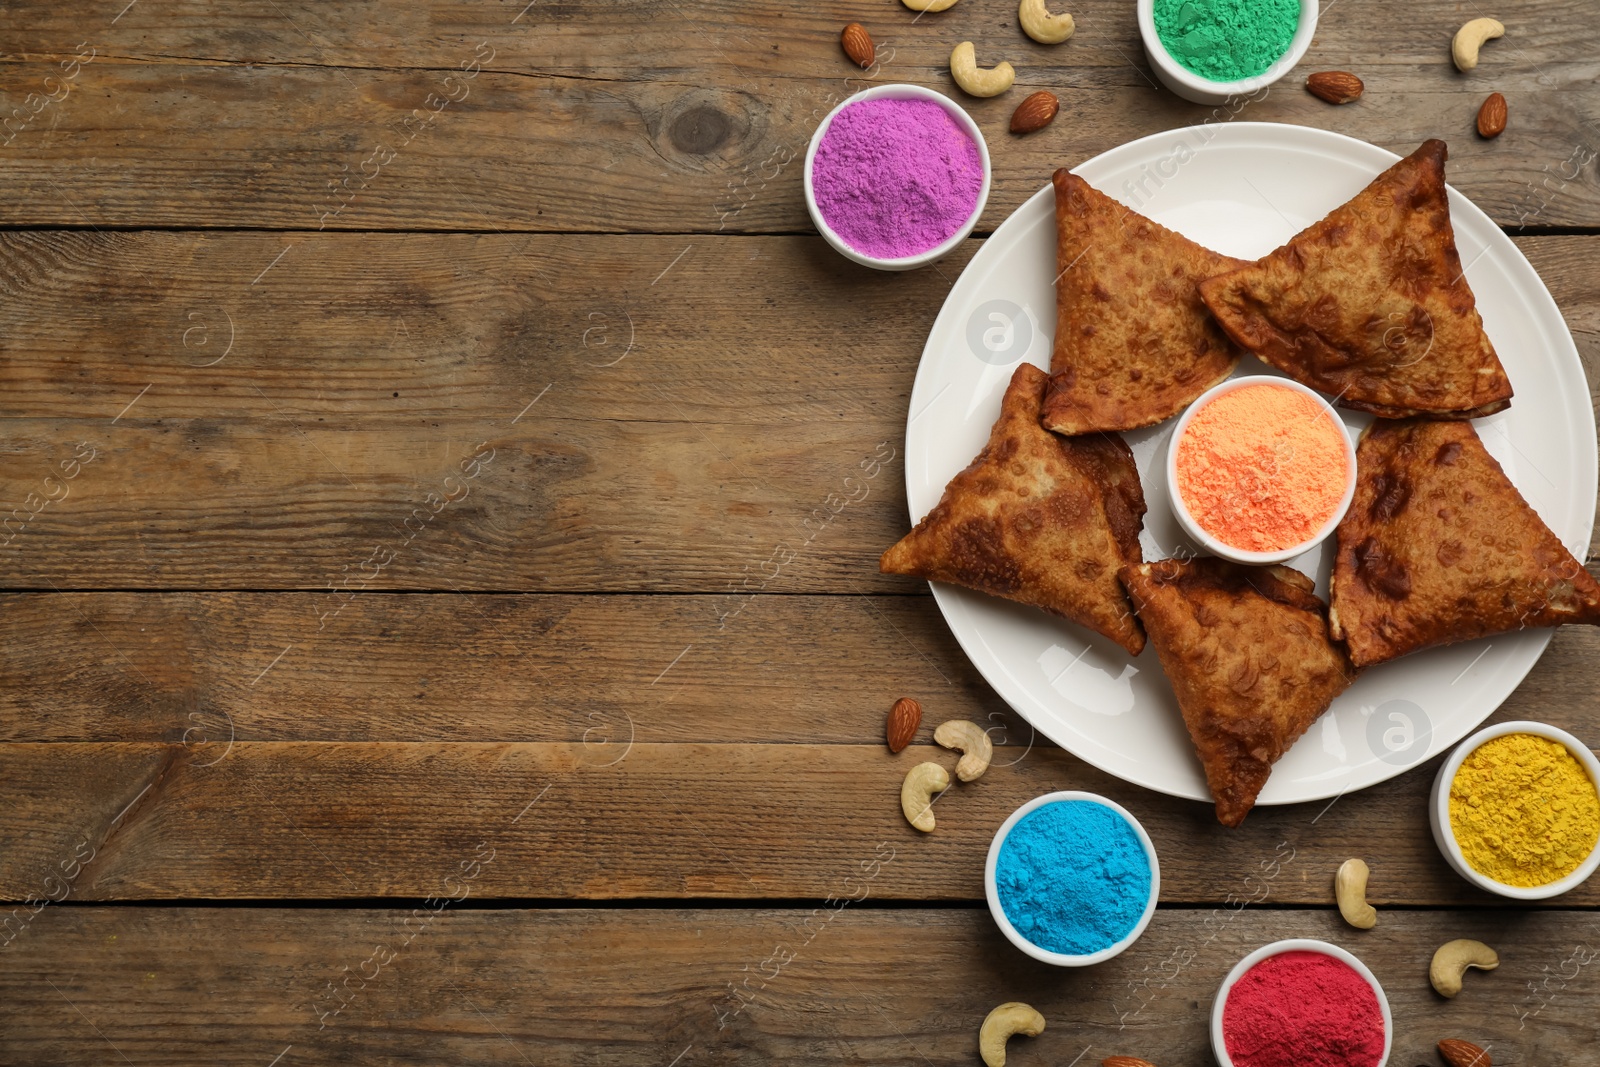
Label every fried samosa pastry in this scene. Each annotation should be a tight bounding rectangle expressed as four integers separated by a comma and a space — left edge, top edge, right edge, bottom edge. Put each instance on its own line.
1199, 140, 1513, 420
1121, 558, 1357, 827
1329, 418, 1600, 666
1042, 170, 1247, 434
881, 362, 1147, 655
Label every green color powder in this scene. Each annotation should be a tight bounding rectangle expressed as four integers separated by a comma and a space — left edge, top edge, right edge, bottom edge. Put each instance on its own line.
1153, 0, 1300, 82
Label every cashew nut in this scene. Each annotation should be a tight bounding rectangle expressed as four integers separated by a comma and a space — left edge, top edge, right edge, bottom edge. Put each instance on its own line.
1334, 858, 1377, 929
934, 719, 993, 781
902, 0, 960, 11
901, 761, 949, 832
950, 42, 1016, 98
1019, 0, 1075, 44
1452, 18, 1504, 72
1430, 938, 1500, 997
979, 1002, 1045, 1067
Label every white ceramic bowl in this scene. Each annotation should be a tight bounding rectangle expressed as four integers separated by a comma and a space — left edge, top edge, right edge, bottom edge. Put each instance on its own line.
1430, 720, 1600, 899
803, 84, 991, 272
1211, 939, 1392, 1067
984, 790, 1160, 966
1137, 0, 1318, 106
1165, 375, 1357, 566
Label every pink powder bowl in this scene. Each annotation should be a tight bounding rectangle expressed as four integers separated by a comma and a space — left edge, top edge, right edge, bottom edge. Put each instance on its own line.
1211, 940, 1391, 1067
804, 85, 990, 270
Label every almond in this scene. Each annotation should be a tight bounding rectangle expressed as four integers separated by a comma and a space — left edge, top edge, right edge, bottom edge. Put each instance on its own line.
1305, 70, 1364, 104
1439, 1039, 1491, 1067
1009, 90, 1059, 135
1477, 92, 1507, 138
1102, 1058, 1158, 1067
886, 697, 921, 752
840, 23, 875, 70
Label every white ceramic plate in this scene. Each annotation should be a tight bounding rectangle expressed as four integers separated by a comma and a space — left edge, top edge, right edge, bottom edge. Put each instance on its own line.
906, 122, 1596, 806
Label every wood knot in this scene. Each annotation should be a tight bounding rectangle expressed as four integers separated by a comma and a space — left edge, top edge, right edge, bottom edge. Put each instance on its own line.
669, 105, 731, 155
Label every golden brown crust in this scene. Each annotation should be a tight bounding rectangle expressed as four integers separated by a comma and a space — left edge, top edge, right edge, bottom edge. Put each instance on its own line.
1062, 428, 1148, 565
1329, 418, 1600, 666
1041, 171, 1246, 435
881, 363, 1147, 655
1344, 396, 1510, 421
1198, 140, 1514, 420
1121, 557, 1357, 827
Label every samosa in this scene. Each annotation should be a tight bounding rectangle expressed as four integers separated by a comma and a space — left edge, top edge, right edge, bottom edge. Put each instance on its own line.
1330, 418, 1600, 666
882, 362, 1147, 655
1121, 557, 1357, 827
1042, 170, 1246, 435
1199, 140, 1513, 420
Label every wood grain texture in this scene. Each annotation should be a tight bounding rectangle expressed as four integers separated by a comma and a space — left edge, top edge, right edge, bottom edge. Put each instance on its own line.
3, 906, 1592, 1064
1, 0, 1597, 1055
0, 231, 973, 423
0, 593, 1018, 744
3, 731, 1597, 905
3, 591, 1599, 752
2, 231, 1590, 419
0, 235, 1594, 589
0, 415, 910, 592
0, 229, 959, 592
0, 1, 1597, 229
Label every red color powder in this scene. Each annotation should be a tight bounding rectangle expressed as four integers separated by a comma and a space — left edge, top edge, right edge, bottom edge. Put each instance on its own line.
1222, 950, 1385, 1067
1176, 383, 1349, 552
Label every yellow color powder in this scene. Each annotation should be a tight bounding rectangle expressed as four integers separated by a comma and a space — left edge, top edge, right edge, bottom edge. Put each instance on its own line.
1449, 733, 1600, 887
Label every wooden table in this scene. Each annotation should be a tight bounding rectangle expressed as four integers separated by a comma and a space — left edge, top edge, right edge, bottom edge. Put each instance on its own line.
2, 1, 1597, 1063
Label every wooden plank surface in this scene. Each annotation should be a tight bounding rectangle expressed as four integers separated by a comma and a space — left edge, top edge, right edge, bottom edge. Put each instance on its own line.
3, 728, 1596, 906
4, 232, 1594, 423
0, 593, 1018, 744
0, 235, 1594, 590
0, 231, 973, 423
0, 415, 912, 592
5, 591, 1595, 908
0, 412, 915, 591
3, 906, 1592, 1064
5, 0, 1600, 1058
3, 590, 1597, 750
0, 2, 1597, 230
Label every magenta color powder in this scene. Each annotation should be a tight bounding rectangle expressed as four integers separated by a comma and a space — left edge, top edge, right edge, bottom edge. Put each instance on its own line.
1222, 951, 1385, 1067
811, 98, 982, 259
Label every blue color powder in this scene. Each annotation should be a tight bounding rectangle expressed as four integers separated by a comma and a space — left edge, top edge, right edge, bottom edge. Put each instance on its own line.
996, 800, 1153, 955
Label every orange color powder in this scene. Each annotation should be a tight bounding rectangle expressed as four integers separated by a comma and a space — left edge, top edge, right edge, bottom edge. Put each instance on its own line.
1176, 383, 1349, 553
